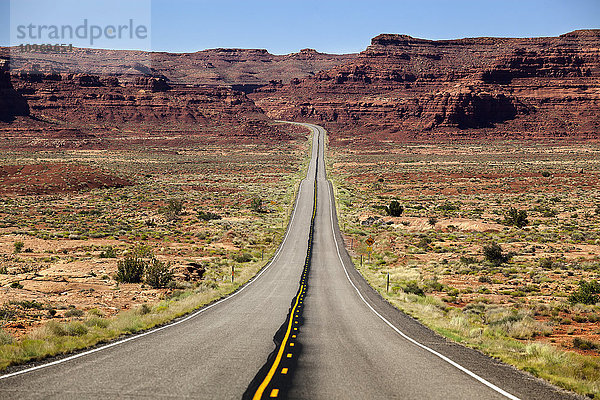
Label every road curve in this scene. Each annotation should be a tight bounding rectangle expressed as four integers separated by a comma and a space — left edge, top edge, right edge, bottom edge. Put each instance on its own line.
0, 123, 580, 400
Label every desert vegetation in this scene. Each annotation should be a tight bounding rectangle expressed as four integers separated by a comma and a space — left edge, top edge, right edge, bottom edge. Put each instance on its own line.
330, 137, 600, 398
0, 123, 310, 370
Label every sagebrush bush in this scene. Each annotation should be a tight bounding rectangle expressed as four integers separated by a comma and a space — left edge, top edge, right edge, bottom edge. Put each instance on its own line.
401, 281, 425, 296
116, 256, 146, 283
197, 210, 221, 221
234, 253, 253, 263
13, 241, 24, 254
64, 308, 84, 318
144, 258, 173, 289
46, 321, 88, 337
573, 337, 597, 351
164, 198, 184, 220
251, 197, 264, 213
0, 329, 13, 345
84, 317, 109, 328
569, 280, 600, 305
99, 246, 117, 258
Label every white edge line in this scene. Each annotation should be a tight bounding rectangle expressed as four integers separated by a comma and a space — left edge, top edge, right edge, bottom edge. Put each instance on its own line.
322, 131, 521, 400
0, 128, 320, 381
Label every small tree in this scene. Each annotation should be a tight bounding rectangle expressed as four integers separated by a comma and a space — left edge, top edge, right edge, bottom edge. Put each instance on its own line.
483, 242, 512, 267
144, 258, 173, 288
428, 216, 438, 226
386, 200, 404, 217
115, 256, 146, 283
504, 207, 528, 228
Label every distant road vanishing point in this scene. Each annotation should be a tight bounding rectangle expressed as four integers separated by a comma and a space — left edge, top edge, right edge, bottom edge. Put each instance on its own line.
0, 123, 578, 400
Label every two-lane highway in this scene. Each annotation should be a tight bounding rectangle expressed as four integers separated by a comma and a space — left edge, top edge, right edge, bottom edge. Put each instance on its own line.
0, 123, 579, 399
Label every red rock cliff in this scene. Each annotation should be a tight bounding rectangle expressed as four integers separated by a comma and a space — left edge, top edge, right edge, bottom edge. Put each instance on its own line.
251, 30, 600, 139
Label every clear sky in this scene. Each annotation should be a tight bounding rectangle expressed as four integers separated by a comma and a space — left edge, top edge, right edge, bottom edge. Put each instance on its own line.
2, 0, 599, 54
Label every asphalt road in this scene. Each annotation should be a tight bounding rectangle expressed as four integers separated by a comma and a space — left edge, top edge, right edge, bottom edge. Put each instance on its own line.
0, 123, 580, 400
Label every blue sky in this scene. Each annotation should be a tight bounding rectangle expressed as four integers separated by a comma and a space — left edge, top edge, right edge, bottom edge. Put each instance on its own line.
2, 0, 599, 54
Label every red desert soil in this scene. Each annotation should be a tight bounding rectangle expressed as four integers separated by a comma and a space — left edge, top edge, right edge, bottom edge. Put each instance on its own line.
0, 163, 132, 195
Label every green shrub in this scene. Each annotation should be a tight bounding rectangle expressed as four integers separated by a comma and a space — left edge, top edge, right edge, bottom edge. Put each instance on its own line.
13, 241, 24, 254
64, 322, 88, 336
9, 300, 42, 309
64, 308, 84, 318
197, 210, 221, 221
164, 198, 184, 220
133, 244, 154, 258
569, 280, 600, 305
144, 258, 173, 289
401, 281, 425, 296
0, 329, 13, 345
386, 200, 404, 217
438, 201, 460, 211
85, 317, 109, 328
138, 303, 152, 315
10, 281, 23, 289
250, 197, 264, 213
424, 278, 445, 292
99, 246, 117, 258
115, 256, 146, 283
538, 258, 555, 269
504, 207, 528, 228
460, 256, 477, 265
417, 236, 432, 249
573, 337, 597, 351
234, 253, 253, 263
46, 321, 88, 337
483, 242, 512, 267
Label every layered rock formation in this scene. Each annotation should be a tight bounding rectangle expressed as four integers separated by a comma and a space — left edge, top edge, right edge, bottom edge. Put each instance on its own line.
0, 46, 354, 140
252, 30, 600, 139
2, 30, 598, 140
6, 47, 356, 90
9, 70, 263, 126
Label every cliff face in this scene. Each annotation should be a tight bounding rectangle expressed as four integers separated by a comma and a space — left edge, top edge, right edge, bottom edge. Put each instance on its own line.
251, 30, 600, 138
2, 31, 598, 140
0, 59, 29, 122
10, 71, 263, 126
0, 46, 354, 138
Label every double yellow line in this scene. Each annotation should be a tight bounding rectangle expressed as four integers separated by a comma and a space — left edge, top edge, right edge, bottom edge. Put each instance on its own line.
252, 284, 305, 399
253, 136, 319, 399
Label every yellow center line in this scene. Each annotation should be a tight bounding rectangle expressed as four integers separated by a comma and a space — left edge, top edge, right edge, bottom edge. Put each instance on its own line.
252, 284, 304, 400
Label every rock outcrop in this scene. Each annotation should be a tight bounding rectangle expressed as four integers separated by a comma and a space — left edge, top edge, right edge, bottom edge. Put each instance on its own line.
252, 30, 600, 139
